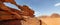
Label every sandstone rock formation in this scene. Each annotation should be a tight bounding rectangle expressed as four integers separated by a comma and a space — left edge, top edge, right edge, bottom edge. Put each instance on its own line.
0, 0, 38, 25
0, 8, 22, 20
50, 13, 60, 18
0, 7, 23, 25
0, 0, 19, 7
21, 17, 40, 25
0, 19, 22, 25
0, 3, 21, 17
18, 5, 35, 17
0, 3, 22, 20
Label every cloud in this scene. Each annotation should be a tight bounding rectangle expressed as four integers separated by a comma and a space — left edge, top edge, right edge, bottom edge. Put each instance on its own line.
34, 11, 40, 17
54, 3, 60, 6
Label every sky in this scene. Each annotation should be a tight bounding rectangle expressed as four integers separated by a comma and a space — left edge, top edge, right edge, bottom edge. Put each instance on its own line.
4, 0, 60, 17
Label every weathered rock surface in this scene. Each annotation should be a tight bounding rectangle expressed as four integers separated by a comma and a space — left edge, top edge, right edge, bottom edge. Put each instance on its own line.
0, 20, 22, 25
18, 5, 35, 17
0, 9, 21, 20
21, 17, 40, 25
0, 0, 41, 25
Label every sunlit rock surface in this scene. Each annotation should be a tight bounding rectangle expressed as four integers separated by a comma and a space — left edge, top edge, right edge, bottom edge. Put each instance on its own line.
21, 17, 40, 25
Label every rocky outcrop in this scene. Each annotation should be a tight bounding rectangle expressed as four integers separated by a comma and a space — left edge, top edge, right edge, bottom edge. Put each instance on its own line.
18, 5, 35, 17
21, 17, 40, 25
0, 0, 19, 8
0, 0, 41, 25
50, 13, 60, 18
0, 20, 22, 25
0, 10, 22, 20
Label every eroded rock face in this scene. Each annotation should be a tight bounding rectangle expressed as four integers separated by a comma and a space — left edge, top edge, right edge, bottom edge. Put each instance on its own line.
0, 20, 22, 25
18, 5, 35, 17
0, 0, 18, 7
0, 10, 41, 25
0, 0, 39, 25
21, 17, 40, 25
0, 9, 22, 25
0, 10, 21, 20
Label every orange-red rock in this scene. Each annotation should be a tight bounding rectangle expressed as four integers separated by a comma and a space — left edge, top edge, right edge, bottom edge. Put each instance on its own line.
18, 5, 35, 17
0, 0, 18, 6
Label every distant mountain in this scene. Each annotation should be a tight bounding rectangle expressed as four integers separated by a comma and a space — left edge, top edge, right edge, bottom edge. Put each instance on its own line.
37, 13, 60, 18
50, 13, 60, 18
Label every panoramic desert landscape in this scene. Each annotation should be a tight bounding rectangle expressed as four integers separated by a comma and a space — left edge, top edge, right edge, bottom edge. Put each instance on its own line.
0, 0, 60, 25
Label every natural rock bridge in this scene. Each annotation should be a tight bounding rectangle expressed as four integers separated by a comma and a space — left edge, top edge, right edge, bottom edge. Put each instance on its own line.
0, 0, 41, 25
